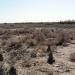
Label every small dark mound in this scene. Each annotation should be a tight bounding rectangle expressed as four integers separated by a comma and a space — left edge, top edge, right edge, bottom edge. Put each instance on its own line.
0, 54, 3, 61
9, 67, 17, 75
29, 42, 35, 46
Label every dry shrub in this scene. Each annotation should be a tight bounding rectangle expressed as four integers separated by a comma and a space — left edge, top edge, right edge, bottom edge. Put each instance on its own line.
47, 31, 56, 38
56, 29, 71, 46
31, 50, 37, 58
0, 34, 11, 40
70, 52, 75, 62
44, 38, 57, 45
20, 33, 34, 43
1, 40, 7, 46
21, 59, 32, 68
0, 67, 4, 75
26, 39, 37, 47
37, 45, 48, 53
15, 35, 27, 43
41, 28, 56, 38
5, 38, 22, 52
41, 28, 50, 37
36, 45, 48, 57
12, 28, 26, 35
12, 28, 35, 35
0, 29, 7, 35
35, 31, 46, 42
6, 41, 22, 52
0, 29, 11, 36
8, 42, 22, 49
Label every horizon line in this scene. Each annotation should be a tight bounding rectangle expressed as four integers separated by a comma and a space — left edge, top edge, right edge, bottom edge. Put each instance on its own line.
0, 20, 75, 24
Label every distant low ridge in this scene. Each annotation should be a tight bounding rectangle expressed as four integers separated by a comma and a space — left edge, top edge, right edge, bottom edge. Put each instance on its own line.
0, 20, 75, 29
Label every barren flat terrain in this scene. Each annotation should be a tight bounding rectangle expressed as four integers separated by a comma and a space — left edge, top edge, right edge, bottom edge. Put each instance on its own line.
0, 22, 75, 75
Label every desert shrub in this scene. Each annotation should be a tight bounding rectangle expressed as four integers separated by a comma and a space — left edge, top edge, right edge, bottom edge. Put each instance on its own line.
29, 42, 35, 46
9, 67, 17, 75
56, 30, 71, 46
41, 28, 50, 37
6, 40, 28, 62
5, 39, 22, 54
12, 28, 26, 35
0, 34, 11, 40
29, 39, 37, 46
8, 51, 24, 65
70, 52, 75, 62
43, 38, 56, 46
0, 67, 4, 75
56, 36, 65, 46
0, 29, 7, 35
21, 59, 32, 68
0, 29, 11, 36
26, 39, 37, 47
12, 28, 34, 35
18, 36, 27, 43
6, 42, 22, 51
41, 28, 56, 38
47, 32, 56, 38
31, 51, 37, 58
35, 31, 46, 42
8, 50, 26, 65
1, 40, 7, 46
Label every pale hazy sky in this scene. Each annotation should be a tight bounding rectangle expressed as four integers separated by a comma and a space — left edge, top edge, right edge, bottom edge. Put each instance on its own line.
0, 0, 74, 23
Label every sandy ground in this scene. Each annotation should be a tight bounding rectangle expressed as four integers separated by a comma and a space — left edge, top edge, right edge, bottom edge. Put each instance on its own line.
14, 43, 75, 75
53, 43, 75, 75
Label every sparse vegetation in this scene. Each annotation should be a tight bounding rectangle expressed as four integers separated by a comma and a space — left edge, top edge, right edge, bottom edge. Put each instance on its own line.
70, 53, 75, 62
0, 22, 75, 75
6, 40, 22, 52
31, 51, 37, 58
21, 59, 32, 68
